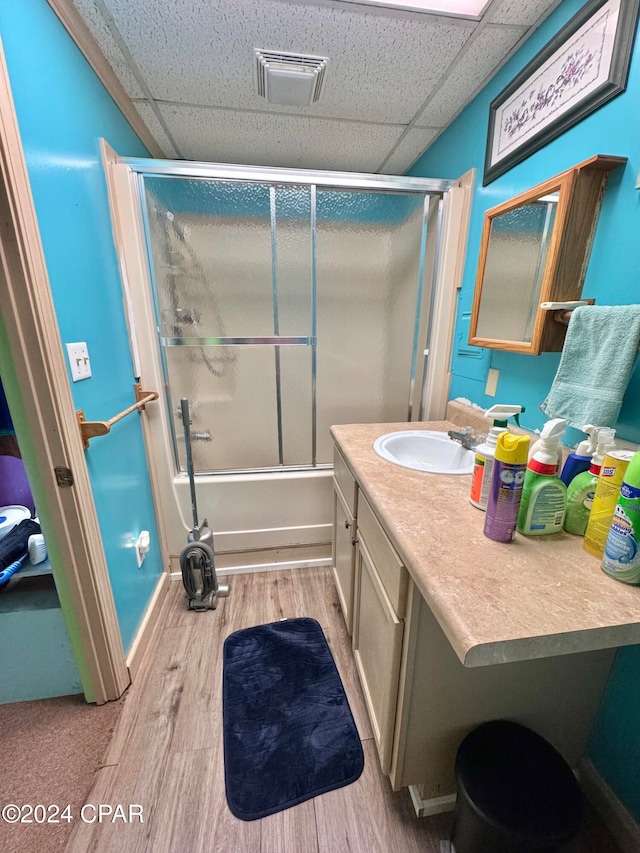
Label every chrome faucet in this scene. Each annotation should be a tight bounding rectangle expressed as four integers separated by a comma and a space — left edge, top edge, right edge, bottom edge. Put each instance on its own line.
447, 426, 479, 451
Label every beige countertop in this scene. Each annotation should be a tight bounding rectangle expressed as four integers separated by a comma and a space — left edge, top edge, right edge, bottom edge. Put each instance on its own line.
331, 418, 640, 668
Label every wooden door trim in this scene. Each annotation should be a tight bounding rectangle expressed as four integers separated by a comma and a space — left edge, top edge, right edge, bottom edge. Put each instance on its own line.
0, 36, 129, 703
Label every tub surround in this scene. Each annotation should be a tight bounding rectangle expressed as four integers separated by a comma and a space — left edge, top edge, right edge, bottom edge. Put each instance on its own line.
331, 415, 640, 668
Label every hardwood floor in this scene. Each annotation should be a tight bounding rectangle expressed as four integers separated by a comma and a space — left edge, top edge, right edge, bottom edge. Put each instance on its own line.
65, 568, 620, 852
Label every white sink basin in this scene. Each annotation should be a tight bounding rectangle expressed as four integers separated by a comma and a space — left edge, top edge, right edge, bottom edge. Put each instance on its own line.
373, 430, 474, 474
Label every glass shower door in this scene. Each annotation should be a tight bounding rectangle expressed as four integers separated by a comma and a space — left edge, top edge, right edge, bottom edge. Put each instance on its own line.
139, 175, 432, 473
141, 177, 314, 472
315, 190, 427, 462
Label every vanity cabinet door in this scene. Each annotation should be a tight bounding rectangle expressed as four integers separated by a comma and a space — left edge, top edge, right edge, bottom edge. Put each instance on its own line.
353, 536, 404, 774
332, 482, 356, 635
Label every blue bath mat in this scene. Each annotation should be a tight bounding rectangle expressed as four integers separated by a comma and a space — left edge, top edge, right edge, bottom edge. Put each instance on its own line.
222, 617, 364, 821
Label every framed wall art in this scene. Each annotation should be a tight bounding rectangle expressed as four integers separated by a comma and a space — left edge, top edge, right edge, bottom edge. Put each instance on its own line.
483, 0, 639, 185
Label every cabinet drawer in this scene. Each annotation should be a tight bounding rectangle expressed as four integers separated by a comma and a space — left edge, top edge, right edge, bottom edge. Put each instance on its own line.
353, 537, 404, 775
334, 447, 358, 517
358, 494, 408, 618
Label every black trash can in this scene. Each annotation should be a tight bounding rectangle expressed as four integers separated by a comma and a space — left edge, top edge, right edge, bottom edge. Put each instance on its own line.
450, 720, 583, 853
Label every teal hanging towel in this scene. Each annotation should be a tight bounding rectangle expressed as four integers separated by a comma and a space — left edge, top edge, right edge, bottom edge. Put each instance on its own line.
541, 305, 640, 429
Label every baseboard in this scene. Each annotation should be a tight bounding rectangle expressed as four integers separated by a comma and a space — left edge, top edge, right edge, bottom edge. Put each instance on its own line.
126, 571, 171, 680
579, 757, 640, 853
170, 541, 331, 573
213, 523, 332, 553
170, 556, 332, 581
409, 784, 457, 817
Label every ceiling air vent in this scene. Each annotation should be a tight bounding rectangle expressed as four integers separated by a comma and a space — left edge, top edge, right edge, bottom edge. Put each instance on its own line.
254, 49, 329, 107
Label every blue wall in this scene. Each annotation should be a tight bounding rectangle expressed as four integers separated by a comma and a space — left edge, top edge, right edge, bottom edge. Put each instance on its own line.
0, 0, 163, 652
410, 0, 640, 445
412, 0, 640, 823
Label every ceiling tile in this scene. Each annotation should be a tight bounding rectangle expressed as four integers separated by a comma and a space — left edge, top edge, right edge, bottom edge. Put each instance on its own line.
486, 0, 561, 26
156, 104, 406, 172
100, 0, 474, 123
380, 127, 440, 174
71, 0, 146, 98
415, 24, 525, 128
133, 101, 179, 158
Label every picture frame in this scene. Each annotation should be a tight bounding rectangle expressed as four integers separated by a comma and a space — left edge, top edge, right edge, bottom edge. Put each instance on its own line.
483, 0, 640, 186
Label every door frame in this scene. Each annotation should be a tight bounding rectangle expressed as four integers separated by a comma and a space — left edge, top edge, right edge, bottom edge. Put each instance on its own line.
0, 39, 129, 703
419, 168, 475, 420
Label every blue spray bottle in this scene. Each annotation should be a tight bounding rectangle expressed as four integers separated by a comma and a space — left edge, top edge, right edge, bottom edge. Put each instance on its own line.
560, 425, 597, 487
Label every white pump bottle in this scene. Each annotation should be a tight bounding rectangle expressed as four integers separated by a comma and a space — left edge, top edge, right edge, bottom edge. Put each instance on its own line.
470, 404, 524, 510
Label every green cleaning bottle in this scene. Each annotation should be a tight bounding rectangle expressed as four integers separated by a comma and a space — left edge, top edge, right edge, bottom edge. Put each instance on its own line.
602, 451, 640, 584
517, 418, 567, 536
564, 428, 616, 536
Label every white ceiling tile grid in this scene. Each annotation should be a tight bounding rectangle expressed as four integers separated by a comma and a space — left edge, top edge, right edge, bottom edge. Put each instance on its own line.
486, 0, 562, 26
379, 126, 440, 174
157, 102, 407, 172
133, 100, 179, 158
68, 0, 562, 172
71, 0, 146, 97
98, 0, 475, 123
415, 24, 528, 129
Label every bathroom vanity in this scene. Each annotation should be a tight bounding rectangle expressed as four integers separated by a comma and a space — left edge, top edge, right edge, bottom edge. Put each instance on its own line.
331, 411, 640, 813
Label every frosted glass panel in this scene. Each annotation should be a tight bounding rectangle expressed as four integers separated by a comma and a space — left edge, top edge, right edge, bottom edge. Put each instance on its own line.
280, 346, 312, 465
143, 177, 276, 338
165, 346, 279, 472
274, 186, 312, 336
476, 199, 557, 342
142, 174, 432, 473
315, 191, 425, 462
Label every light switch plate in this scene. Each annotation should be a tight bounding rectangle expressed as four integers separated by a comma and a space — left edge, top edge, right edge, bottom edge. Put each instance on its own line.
66, 342, 92, 382
485, 368, 499, 397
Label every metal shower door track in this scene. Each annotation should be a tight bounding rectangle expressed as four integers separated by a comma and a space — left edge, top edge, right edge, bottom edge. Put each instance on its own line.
120, 156, 452, 195
162, 336, 315, 346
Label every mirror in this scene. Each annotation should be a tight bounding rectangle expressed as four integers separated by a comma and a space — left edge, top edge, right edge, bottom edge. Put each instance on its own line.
469, 155, 626, 355
475, 192, 558, 342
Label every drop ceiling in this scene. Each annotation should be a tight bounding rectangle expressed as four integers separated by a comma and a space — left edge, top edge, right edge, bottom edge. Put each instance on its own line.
64, 0, 562, 174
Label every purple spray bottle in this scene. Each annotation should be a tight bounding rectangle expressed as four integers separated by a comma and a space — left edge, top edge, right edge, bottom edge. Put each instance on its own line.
484, 432, 530, 543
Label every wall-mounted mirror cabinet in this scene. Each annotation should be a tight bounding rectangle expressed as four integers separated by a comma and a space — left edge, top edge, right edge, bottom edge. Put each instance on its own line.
469, 154, 626, 355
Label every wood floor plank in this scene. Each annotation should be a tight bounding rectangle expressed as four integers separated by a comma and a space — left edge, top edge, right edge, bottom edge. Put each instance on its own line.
291, 565, 373, 741
169, 570, 297, 755
224, 569, 297, 633
167, 600, 228, 755
65, 765, 141, 853
102, 619, 196, 765
69, 626, 196, 850
143, 747, 260, 853
259, 800, 318, 853
157, 580, 194, 629
314, 739, 450, 853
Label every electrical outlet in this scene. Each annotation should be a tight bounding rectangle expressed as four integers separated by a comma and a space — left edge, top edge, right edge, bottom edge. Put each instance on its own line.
66, 342, 92, 382
485, 368, 499, 397
136, 530, 150, 568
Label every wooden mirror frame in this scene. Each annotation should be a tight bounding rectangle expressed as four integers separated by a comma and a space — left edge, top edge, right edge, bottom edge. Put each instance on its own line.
468, 154, 627, 355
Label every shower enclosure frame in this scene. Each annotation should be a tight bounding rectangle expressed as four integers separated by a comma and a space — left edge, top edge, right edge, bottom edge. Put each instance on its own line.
126, 157, 453, 477
103, 146, 471, 569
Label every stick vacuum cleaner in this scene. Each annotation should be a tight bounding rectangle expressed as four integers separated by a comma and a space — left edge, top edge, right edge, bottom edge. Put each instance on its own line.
179, 398, 229, 611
